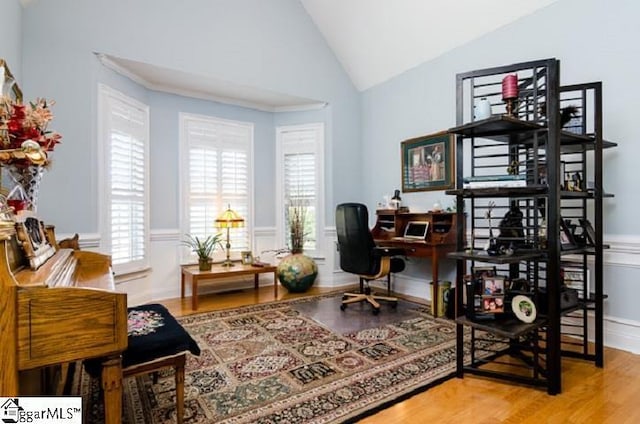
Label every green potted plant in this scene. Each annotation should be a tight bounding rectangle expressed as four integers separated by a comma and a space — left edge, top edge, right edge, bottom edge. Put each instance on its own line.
182, 233, 223, 271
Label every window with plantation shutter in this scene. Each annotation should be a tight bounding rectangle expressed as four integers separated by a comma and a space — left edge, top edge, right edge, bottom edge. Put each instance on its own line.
98, 85, 149, 275
276, 123, 324, 256
180, 114, 252, 261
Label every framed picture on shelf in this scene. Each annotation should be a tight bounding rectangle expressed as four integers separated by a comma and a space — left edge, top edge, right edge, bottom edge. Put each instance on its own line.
579, 218, 597, 246
483, 277, 505, 295
241, 250, 254, 265
560, 218, 576, 250
401, 131, 455, 192
472, 265, 497, 281
482, 296, 505, 313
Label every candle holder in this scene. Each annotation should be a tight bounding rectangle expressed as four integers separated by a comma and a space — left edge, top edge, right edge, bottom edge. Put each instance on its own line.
502, 74, 519, 117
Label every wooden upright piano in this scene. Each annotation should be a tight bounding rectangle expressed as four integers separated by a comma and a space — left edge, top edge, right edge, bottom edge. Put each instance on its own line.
0, 218, 127, 424
372, 209, 462, 316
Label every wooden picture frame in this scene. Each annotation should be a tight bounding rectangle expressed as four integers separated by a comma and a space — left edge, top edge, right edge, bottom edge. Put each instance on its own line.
401, 131, 455, 192
241, 250, 254, 265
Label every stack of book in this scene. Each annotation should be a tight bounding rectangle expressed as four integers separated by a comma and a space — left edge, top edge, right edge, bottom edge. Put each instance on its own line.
463, 175, 527, 188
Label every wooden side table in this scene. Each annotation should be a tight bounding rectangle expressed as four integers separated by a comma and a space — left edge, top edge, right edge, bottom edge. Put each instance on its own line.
181, 262, 278, 310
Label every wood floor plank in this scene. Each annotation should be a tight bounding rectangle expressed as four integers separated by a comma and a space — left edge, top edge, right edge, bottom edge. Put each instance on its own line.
161, 285, 640, 423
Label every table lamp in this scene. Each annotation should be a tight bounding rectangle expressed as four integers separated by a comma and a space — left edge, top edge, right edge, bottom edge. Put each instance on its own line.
214, 204, 245, 267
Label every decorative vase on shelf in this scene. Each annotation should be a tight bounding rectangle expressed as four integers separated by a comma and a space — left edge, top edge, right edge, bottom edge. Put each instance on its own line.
277, 252, 318, 293
474, 97, 492, 120
5, 164, 45, 212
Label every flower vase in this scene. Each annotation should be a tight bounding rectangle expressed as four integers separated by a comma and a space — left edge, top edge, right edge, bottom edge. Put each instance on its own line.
277, 253, 318, 293
6, 164, 44, 212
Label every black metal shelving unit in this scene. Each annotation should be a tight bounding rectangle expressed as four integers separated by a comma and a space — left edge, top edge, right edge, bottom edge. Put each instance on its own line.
446, 59, 613, 395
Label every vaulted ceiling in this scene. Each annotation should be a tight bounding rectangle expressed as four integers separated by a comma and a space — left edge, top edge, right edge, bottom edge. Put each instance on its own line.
300, 0, 559, 91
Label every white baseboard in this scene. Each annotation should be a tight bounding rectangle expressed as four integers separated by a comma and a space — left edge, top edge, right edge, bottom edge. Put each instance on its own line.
603, 316, 640, 355
562, 312, 640, 355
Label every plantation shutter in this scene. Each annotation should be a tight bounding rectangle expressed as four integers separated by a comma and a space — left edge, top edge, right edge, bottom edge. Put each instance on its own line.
103, 89, 149, 274
184, 116, 251, 257
282, 130, 317, 251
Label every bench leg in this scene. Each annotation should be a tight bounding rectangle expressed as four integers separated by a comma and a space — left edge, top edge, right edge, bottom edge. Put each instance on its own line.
175, 355, 186, 424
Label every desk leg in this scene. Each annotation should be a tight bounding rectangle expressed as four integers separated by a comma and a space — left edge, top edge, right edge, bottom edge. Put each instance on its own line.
192, 275, 198, 311
181, 270, 185, 299
432, 248, 439, 317
273, 271, 278, 298
101, 355, 123, 424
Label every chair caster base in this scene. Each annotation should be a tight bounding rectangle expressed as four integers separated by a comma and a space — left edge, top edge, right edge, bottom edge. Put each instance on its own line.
340, 304, 347, 311
372, 308, 380, 315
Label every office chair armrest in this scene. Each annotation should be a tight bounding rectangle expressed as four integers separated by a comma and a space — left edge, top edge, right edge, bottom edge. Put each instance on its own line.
373, 246, 406, 257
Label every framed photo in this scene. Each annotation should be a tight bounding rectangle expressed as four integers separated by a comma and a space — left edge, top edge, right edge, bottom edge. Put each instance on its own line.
560, 219, 576, 250
579, 218, 596, 246
14, 216, 56, 270
401, 131, 455, 192
472, 265, 497, 281
482, 295, 505, 313
483, 277, 504, 295
241, 250, 254, 265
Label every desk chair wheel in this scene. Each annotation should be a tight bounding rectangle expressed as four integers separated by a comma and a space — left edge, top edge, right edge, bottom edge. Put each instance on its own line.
390, 301, 398, 309
372, 308, 380, 315
340, 304, 347, 311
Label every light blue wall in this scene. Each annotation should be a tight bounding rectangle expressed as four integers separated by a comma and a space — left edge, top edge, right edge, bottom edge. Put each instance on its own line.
361, 0, 640, 320
362, 0, 638, 232
0, 0, 22, 78
20, 0, 360, 233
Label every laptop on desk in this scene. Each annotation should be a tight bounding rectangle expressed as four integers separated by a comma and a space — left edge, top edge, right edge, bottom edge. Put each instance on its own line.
391, 221, 429, 241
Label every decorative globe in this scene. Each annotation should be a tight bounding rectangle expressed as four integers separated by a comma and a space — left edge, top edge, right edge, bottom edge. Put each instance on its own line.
277, 253, 318, 293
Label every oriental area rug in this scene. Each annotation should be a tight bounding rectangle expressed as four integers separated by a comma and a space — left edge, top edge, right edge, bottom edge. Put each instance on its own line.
75, 293, 493, 423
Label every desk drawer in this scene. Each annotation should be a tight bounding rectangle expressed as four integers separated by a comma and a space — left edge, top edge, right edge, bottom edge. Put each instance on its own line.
403, 245, 432, 257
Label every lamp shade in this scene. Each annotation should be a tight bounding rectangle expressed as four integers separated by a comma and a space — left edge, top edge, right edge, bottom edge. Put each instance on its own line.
215, 205, 245, 228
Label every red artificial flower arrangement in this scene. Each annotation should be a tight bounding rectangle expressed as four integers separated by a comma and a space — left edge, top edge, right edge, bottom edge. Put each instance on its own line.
1, 96, 62, 165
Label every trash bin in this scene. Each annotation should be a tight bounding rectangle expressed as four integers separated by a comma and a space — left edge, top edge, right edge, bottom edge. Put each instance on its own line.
430, 280, 452, 317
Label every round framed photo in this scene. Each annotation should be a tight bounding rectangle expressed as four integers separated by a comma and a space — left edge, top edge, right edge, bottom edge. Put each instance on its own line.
512, 295, 537, 323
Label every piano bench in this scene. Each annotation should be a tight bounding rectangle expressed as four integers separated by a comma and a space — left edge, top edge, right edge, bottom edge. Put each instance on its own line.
85, 303, 200, 423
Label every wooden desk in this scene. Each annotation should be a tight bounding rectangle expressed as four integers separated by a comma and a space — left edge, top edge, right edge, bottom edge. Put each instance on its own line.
372, 210, 461, 316
181, 263, 278, 310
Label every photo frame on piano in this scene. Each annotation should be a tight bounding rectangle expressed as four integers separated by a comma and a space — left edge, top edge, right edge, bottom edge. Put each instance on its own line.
14, 216, 56, 270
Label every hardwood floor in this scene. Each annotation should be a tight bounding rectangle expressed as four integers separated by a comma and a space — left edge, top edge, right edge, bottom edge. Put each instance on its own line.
162, 286, 640, 424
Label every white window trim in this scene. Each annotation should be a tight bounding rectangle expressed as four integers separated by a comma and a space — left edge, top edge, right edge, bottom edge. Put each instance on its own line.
97, 83, 150, 275
275, 122, 325, 258
178, 112, 254, 263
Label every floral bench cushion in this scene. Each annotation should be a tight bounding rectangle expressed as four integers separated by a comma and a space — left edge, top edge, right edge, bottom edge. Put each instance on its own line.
85, 303, 200, 375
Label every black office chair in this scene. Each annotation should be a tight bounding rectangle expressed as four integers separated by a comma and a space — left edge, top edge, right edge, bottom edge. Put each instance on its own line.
336, 203, 405, 314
